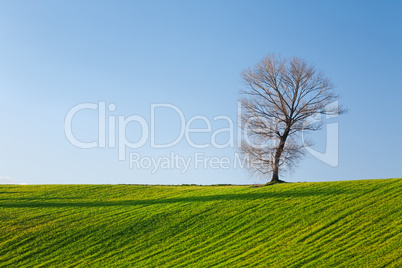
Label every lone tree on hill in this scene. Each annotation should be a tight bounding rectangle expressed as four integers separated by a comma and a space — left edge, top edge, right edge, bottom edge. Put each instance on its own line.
239, 54, 345, 184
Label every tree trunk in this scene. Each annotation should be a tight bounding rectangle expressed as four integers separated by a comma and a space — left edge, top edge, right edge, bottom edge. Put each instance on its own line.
271, 166, 280, 182
270, 129, 289, 183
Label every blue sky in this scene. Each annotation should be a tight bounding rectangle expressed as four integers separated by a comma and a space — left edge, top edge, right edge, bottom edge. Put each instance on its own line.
0, 0, 401, 184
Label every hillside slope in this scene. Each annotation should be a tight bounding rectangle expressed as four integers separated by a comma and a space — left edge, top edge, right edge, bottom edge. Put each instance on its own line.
0, 179, 401, 267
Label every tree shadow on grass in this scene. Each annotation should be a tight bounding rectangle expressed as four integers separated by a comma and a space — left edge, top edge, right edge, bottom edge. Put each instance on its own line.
0, 186, 356, 209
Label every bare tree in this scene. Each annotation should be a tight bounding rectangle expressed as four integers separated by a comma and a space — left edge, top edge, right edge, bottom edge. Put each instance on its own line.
239, 54, 345, 184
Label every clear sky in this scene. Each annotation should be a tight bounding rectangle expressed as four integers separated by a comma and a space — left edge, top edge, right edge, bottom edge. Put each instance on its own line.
0, 0, 401, 185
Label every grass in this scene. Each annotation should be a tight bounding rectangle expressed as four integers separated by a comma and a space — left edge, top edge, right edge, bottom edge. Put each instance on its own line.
0, 178, 401, 267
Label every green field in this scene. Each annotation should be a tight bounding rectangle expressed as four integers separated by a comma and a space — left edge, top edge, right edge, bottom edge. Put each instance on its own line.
0, 179, 401, 267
